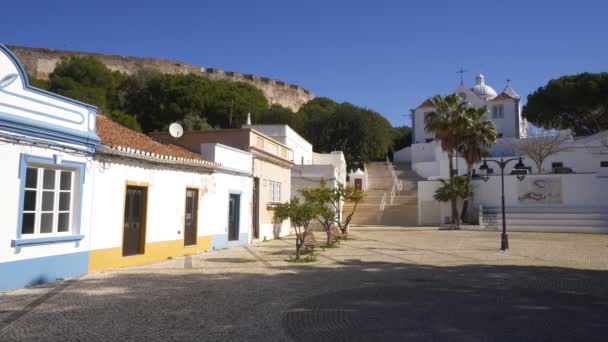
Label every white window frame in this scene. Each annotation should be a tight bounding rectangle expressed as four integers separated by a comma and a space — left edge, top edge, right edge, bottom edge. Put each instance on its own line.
492, 104, 504, 118
21, 165, 76, 238
269, 181, 281, 203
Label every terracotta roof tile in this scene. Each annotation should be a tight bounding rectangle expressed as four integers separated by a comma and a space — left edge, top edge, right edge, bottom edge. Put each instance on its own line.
489, 92, 517, 101
96, 115, 205, 160
416, 98, 434, 109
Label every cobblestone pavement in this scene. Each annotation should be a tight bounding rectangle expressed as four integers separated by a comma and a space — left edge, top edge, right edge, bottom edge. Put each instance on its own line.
1, 229, 608, 341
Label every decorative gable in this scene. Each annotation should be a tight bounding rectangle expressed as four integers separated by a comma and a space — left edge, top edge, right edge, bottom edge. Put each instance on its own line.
0, 44, 100, 152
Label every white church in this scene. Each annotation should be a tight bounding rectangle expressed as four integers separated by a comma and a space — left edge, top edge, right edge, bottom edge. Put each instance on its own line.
395, 73, 608, 233
412, 73, 526, 144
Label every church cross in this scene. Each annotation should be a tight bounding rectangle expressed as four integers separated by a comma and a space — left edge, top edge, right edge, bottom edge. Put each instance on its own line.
456, 67, 468, 85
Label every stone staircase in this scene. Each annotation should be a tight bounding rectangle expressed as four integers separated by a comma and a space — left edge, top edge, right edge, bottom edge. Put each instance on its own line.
481, 206, 608, 233
345, 161, 422, 226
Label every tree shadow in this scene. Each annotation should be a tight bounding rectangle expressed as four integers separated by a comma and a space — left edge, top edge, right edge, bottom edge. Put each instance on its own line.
1, 260, 607, 341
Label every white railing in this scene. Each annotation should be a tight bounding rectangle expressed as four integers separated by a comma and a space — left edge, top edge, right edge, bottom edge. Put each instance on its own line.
378, 192, 387, 222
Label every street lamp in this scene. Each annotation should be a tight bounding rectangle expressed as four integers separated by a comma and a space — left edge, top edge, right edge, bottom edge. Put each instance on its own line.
479, 157, 527, 251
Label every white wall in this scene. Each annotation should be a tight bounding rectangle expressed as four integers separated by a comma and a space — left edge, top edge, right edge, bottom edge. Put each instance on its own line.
245, 124, 312, 165
312, 151, 347, 184
89, 158, 253, 251
200, 143, 252, 174
0, 142, 93, 261
393, 146, 412, 163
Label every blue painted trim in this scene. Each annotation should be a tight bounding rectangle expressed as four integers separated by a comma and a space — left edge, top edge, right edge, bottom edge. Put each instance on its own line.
0, 44, 98, 111
12, 235, 84, 247
0, 251, 88, 291
0, 113, 100, 152
16, 154, 87, 242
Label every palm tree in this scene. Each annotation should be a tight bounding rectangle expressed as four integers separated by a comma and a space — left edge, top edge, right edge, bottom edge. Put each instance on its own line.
433, 176, 469, 208
425, 94, 468, 227
457, 107, 497, 223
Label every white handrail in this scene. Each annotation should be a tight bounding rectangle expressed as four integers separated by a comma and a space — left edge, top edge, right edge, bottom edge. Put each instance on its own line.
379, 192, 387, 212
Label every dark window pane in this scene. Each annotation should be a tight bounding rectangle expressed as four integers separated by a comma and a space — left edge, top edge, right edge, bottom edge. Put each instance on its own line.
40, 213, 53, 233
59, 192, 71, 211
25, 167, 38, 188
23, 190, 37, 211
58, 213, 70, 232
22, 213, 35, 234
42, 191, 54, 211
60, 171, 72, 190
43, 169, 55, 190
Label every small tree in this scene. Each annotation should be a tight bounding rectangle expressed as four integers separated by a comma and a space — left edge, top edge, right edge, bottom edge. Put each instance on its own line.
433, 176, 469, 226
273, 197, 319, 260
333, 183, 364, 235
513, 128, 572, 174
299, 180, 337, 245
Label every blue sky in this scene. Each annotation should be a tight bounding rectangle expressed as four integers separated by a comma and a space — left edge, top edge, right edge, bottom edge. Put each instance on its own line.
2, 0, 607, 126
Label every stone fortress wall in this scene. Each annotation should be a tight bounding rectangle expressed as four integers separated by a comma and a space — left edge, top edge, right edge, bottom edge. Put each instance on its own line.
7, 45, 314, 112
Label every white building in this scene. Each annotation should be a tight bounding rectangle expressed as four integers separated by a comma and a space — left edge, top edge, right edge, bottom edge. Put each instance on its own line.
412, 74, 526, 144
409, 74, 608, 231
0, 44, 100, 290
245, 124, 347, 193
88, 116, 254, 272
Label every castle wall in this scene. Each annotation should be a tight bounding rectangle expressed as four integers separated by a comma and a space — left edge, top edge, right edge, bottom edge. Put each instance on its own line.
8, 45, 314, 112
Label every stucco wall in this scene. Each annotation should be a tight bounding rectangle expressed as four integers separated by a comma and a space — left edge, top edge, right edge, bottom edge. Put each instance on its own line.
253, 158, 291, 240
8, 45, 314, 112
88, 157, 253, 270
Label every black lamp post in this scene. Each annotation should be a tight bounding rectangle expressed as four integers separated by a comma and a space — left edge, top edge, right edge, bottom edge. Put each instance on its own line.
479, 157, 527, 251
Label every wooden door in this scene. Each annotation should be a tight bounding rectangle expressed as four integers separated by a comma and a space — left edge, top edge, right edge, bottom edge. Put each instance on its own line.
184, 188, 198, 246
122, 186, 146, 256
354, 179, 362, 191
228, 194, 240, 241
252, 178, 260, 239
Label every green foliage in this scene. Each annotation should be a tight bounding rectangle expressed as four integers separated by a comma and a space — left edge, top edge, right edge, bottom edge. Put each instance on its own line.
523, 72, 608, 136
125, 74, 268, 132
433, 176, 469, 203
256, 104, 304, 131
27, 74, 50, 90
425, 94, 470, 226
34, 56, 403, 169
286, 254, 317, 263
298, 99, 394, 168
107, 110, 143, 132
391, 125, 412, 157
274, 197, 320, 260
48, 56, 124, 112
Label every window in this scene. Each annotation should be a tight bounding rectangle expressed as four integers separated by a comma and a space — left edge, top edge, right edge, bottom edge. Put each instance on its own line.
269, 181, 281, 203
492, 104, 504, 118
21, 166, 75, 236
552, 162, 563, 168
601, 161, 608, 168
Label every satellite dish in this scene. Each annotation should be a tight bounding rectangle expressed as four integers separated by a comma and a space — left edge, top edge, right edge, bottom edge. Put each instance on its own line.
169, 122, 184, 138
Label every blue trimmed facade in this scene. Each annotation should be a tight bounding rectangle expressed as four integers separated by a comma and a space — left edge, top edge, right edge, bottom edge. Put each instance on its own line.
0, 44, 99, 291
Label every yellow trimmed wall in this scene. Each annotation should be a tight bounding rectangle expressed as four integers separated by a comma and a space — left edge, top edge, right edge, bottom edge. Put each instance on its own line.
89, 236, 212, 272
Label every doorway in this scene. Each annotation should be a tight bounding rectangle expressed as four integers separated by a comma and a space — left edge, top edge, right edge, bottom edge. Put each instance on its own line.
252, 178, 260, 239
122, 185, 147, 257
354, 178, 362, 191
184, 188, 199, 246
228, 193, 241, 241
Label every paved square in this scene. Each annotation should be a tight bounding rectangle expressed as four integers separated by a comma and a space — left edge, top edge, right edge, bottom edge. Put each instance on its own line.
1, 229, 608, 341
